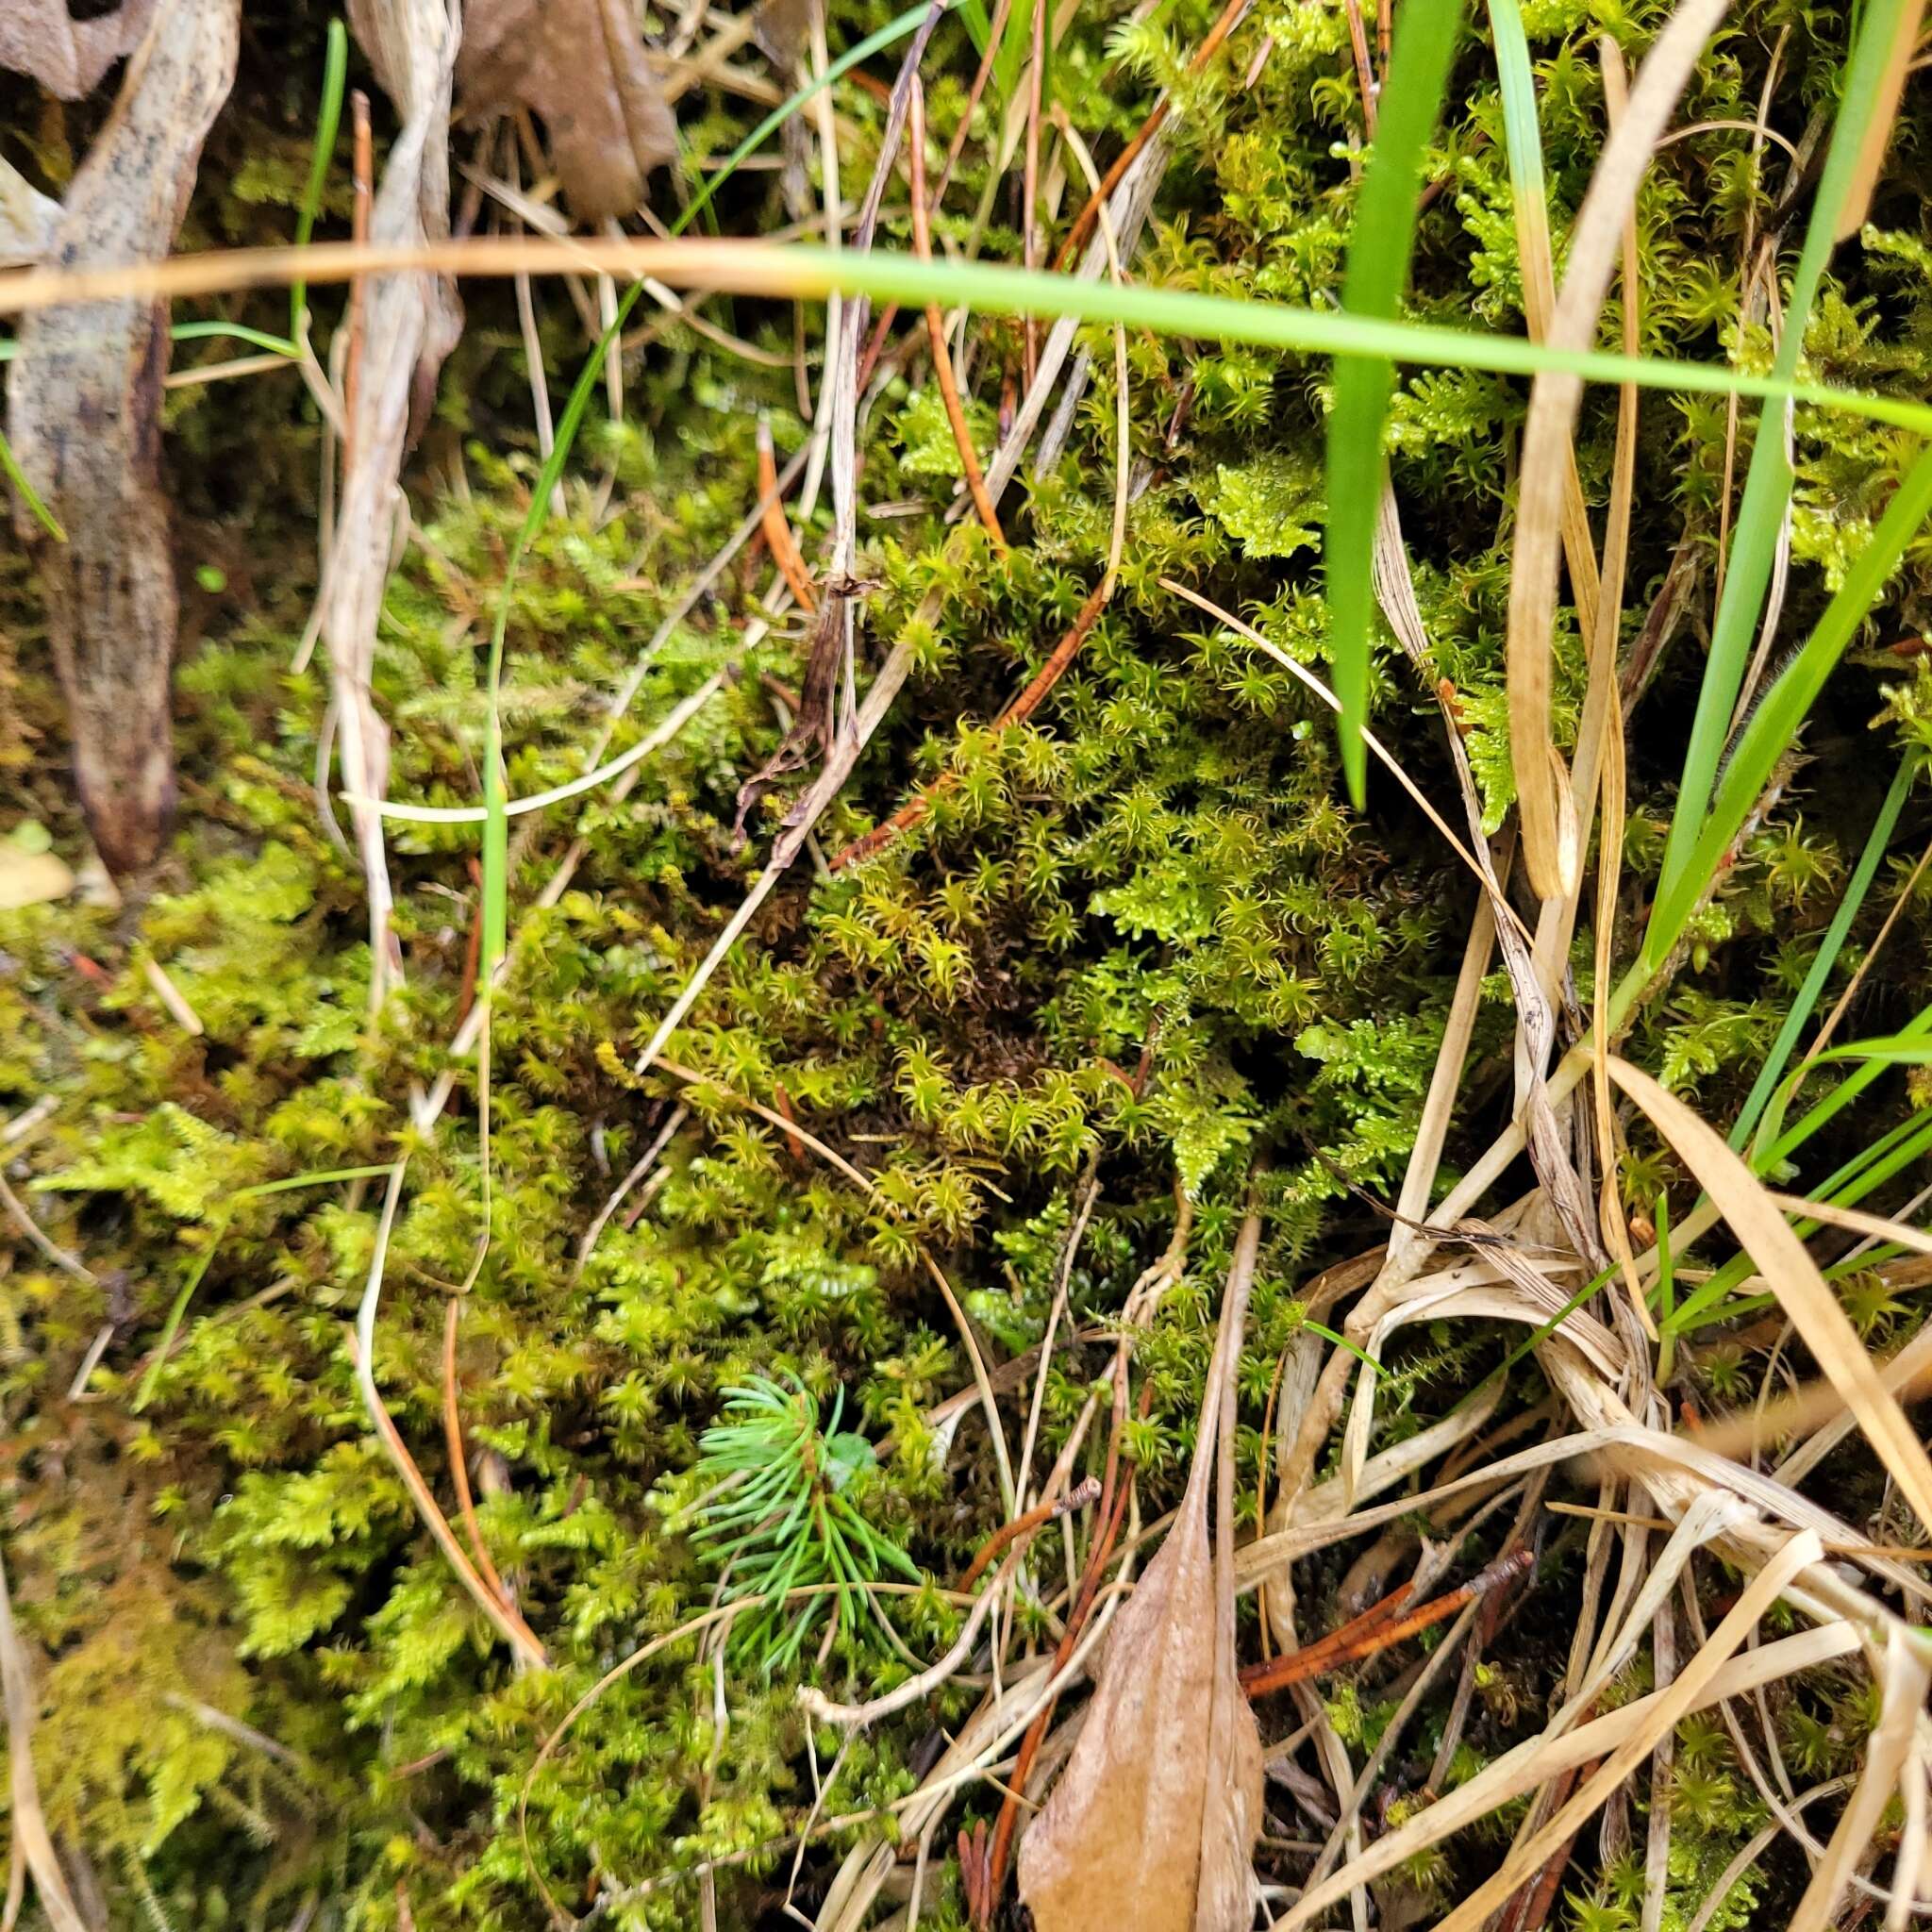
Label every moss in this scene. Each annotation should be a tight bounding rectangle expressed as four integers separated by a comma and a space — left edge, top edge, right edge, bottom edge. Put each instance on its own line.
5, 0, 1932, 1924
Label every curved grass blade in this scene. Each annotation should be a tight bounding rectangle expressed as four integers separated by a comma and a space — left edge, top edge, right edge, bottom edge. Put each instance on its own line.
1325, 0, 1465, 805
134, 1162, 397, 1409
291, 17, 348, 341
1639, 441, 1932, 987
0, 427, 61, 541
1730, 752, 1921, 1150
1653, 0, 1914, 914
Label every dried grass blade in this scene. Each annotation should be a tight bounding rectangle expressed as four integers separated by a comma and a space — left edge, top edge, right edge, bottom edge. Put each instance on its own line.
1275, 1614, 1854, 1930
0, 1546, 89, 1932
1016, 1206, 1264, 1931
1507, 0, 1724, 900
1789, 1624, 1932, 1932
1430, 1528, 1824, 1932
1607, 1055, 1932, 1532
1486, 0, 1599, 635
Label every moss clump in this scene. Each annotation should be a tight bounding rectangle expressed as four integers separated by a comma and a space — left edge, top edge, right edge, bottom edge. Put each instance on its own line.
5, 0, 1932, 1924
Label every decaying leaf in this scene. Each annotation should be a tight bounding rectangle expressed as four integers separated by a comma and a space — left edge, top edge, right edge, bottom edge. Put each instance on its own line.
753, 0, 815, 77
457, 0, 676, 223
0, 843, 75, 911
335, 0, 465, 995
0, 157, 59, 266
1017, 1207, 1264, 1932
0, 0, 160, 100
6, 0, 241, 876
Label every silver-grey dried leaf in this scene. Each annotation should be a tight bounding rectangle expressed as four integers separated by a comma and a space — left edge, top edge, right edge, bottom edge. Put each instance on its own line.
6, 0, 241, 875
0, 0, 160, 100
0, 157, 59, 266
334, 0, 465, 993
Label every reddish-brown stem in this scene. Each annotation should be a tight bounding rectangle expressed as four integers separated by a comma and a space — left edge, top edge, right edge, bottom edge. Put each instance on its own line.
756, 419, 817, 611
829, 576, 1110, 870
959, 1474, 1101, 1591
1239, 1547, 1533, 1699
1495, 1756, 1593, 1932
909, 81, 1007, 549
442, 1298, 514, 1611
855, 0, 1012, 394
455, 857, 484, 1024
1343, 0, 1378, 135
1055, 0, 1249, 270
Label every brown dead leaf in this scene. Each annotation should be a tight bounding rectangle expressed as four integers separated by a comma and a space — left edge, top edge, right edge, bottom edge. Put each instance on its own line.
1017, 1205, 1264, 1932
753, 0, 815, 77
0, 0, 160, 100
458, 0, 676, 223
6, 0, 241, 877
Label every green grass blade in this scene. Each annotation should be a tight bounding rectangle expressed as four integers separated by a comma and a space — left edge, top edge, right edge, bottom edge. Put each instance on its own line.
133, 1162, 395, 1409
0, 425, 62, 541
1486, 0, 1545, 215
291, 18, 348, 341
1653, 0, 1912, 910
1755, 1028, 1932, 1160
1325, 0, 1465, 804
741, 247, 1932, 437
1729, 753, 1920, 1150
1640, 440, 1932, 981
171, 320, 301, 358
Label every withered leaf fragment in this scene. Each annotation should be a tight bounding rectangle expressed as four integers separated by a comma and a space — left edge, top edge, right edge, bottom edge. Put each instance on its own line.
336, 0, 465, 993
458, 0, 677, 223
0, 0, 161, 100
7, 0, 242, 876
1017, 1207, 1264, 1932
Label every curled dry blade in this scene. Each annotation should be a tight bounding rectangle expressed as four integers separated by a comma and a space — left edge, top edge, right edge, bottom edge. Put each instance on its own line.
6, 0, 242, 876
1016, 1205, 1264, 1931
333, 0, 465, 992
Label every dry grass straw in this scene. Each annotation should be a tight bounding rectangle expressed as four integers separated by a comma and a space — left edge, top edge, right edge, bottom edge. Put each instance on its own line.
1506, 0, 1724, 899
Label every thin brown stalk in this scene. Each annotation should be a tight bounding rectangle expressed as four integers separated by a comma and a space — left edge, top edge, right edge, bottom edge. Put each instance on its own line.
1343, 0, 1377, 133
1054, 0, 1249, 269
833, 125, 1130, 867
960, 1476, 1102, 1591
1239, 1548, 1531, 1698
755, 418, 819, 608
1806, 822, 1932, 1058
855, 0, 1013, 391
442, 1298, 513, 1611
909, 81, 1006, 547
